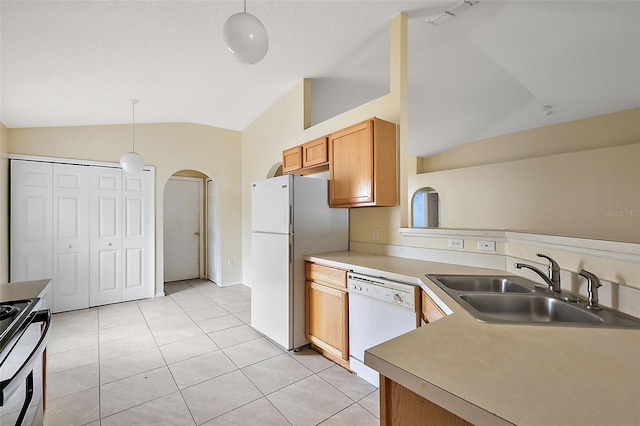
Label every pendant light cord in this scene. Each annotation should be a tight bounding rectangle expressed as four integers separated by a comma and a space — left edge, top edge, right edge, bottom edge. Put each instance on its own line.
131, 99, 137, 153
244, 0, 246, 13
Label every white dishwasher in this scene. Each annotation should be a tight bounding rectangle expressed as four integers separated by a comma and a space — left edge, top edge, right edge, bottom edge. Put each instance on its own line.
347, 272, 419, 387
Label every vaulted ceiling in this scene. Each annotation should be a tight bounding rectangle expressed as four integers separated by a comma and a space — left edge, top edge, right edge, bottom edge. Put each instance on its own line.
2, 1, 638, 157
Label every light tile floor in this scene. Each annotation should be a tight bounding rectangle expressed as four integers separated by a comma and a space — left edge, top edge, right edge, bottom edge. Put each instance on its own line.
44, 280, 379, 426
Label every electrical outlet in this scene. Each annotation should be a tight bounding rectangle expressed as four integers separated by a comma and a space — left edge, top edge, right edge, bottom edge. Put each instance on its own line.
477, 240, 496, 251
227, 259, 233, 266
372, 228, 380, 241
448, 239, 463, 249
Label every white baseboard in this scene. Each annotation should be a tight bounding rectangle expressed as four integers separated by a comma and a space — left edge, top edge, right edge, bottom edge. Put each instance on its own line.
218, 280, 244, 287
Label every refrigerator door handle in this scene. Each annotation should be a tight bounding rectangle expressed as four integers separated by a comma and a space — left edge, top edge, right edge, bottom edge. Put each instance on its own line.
289, 205, 293, 229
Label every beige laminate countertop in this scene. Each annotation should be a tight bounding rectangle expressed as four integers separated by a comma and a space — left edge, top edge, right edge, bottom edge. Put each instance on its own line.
305, 251, 640, 426
0, 279, 51, 303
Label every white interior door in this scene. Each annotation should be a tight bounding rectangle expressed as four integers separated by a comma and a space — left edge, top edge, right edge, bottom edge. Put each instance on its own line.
164, 176, 202, 282
206, 180, 218, 284
90, 167, 123, 306
10, 160, 53, 282
52, 164, 90, 312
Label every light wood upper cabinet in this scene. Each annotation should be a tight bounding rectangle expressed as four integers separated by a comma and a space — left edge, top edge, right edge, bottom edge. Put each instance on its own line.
329, 117, 397, 207
282, 146, 303, 173
302, 136, 329, 168
305, 262, 349, 369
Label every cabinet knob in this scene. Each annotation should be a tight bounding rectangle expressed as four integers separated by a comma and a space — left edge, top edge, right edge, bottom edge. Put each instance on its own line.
108, 243, 112, 246
68, 245, 72, 249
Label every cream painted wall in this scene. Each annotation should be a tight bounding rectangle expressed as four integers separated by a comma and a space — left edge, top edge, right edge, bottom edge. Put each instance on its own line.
0, 123, 9, 283
7, 122, 242, 293
241, 14, 407, 285
419, 108, 640, 173
408, 143, 640, 243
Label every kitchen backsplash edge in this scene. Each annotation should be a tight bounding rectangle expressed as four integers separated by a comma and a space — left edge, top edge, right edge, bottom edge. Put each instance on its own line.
349, 240, 640, 318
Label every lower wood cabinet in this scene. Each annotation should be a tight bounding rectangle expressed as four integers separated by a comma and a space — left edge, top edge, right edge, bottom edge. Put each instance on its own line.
380, 375, 472, 426
305, 262, 349, 369
421, 290, 446, 326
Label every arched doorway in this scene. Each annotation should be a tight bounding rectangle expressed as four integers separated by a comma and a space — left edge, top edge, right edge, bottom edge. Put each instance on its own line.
163, 170, 219, 284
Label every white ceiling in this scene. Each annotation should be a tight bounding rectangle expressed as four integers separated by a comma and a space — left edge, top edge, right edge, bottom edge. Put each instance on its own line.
2, 1, 639, 158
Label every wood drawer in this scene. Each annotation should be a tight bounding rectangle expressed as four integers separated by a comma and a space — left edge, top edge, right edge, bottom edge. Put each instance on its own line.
305, 262, 347, 290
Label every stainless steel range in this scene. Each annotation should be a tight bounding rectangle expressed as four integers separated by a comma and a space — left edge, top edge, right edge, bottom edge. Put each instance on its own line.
0, 283, 51, 426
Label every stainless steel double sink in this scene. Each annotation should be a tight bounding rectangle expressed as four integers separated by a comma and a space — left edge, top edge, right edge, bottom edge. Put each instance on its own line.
427, 275, 640, 328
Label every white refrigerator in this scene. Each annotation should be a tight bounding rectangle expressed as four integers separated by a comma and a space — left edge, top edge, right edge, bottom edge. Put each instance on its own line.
251, 174, 349, 350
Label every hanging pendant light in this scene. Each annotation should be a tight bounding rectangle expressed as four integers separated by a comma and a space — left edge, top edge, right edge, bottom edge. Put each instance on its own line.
120, 99, 145, 174
223, 0, 268, 65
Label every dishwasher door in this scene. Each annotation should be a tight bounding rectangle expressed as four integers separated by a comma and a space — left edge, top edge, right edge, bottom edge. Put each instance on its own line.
348, 274, 418, 387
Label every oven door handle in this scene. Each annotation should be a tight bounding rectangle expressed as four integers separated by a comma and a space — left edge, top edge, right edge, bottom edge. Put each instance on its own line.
0, 309, 51, 407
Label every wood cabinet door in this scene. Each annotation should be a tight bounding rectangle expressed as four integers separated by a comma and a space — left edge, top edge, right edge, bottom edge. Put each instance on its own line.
306, 280, 349, 360
380, 376, 472, 426
329, 120, 374, 206
282, 146, 302, 173
302, 136, 328, 168
421, 290, 445, 324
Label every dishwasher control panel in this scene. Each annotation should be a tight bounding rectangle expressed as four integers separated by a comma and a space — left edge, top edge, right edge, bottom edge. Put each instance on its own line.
347, 273, 416, 311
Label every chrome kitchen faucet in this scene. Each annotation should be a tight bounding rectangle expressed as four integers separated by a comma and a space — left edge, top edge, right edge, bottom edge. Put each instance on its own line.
515, 253, 561, 293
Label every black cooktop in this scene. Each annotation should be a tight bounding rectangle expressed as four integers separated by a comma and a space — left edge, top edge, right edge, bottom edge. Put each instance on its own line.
0, 298, 39, 362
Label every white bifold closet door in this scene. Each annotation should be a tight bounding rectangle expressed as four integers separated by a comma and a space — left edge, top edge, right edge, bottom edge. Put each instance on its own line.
89, 167, 123, 306
10, 160, 53, 282
121, 171, 152, 301
89, 167, 153, 306
53, 164, 90, 312
11, 159, 153, 312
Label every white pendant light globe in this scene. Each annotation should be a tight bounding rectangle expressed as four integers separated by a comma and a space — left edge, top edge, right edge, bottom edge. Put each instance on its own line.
120, 151, 145, 174
120, 99, 145, 174
223, 11, 268, 64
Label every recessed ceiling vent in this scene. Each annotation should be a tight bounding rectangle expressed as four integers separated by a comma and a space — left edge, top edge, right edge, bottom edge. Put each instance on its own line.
426, 1, 478, 25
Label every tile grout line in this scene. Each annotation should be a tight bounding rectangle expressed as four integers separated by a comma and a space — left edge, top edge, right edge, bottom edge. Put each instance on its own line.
162, 280, 205, 426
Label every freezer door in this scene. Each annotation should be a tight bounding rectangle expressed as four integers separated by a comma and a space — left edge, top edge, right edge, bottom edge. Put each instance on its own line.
250, 232, 293, 349
251, 175, 292, 234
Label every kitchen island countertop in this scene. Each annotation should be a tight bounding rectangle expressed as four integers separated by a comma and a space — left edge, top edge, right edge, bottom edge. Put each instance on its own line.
305, 251, 640, 426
